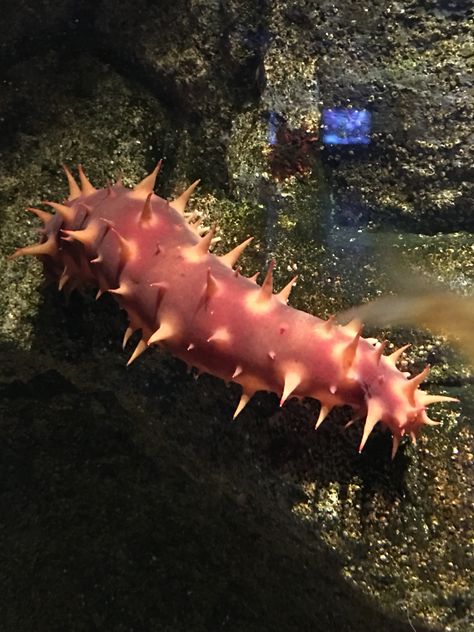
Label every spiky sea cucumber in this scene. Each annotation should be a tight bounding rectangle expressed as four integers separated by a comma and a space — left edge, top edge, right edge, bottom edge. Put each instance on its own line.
10, 163, 458, 457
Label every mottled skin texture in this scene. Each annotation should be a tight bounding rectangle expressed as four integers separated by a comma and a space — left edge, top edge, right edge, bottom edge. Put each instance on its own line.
10, 165, 457, 457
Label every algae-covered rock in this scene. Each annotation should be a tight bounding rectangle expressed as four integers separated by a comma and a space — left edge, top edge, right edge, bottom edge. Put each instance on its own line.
0, 2, 472, 631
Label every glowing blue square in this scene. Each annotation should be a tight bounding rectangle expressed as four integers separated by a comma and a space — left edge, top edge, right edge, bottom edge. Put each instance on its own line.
321, 108, 371, 145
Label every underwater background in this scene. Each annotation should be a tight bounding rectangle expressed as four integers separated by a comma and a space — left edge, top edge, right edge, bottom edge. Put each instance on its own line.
0, 0, 472, 630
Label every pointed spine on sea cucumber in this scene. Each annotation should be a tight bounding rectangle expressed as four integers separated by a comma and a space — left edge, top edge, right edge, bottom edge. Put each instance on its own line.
43, 201, 76, 225
219, 237, 253, 268
280, 370, 302, 406
9, 233, 58, 259
77, 165, 97, 196
26, 207, 54, 224
130, 160, 162, 197
172, 180, 201, 215
62, 164, 82, 200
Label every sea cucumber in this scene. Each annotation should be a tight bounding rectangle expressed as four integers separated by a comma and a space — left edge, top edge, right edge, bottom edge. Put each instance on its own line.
10, 163, 457, 457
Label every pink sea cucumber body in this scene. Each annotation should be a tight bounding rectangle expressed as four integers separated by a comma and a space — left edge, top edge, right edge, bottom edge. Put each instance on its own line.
11, 163, 456, 457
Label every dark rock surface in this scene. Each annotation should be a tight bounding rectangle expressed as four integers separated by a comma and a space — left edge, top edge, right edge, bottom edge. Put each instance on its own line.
0, 2, 472, 631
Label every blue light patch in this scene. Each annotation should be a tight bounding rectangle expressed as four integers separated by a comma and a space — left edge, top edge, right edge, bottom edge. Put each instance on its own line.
321, 108, 371, 145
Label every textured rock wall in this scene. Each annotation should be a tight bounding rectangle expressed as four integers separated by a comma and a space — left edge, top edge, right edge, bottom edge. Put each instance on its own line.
0, 1, 472, 631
